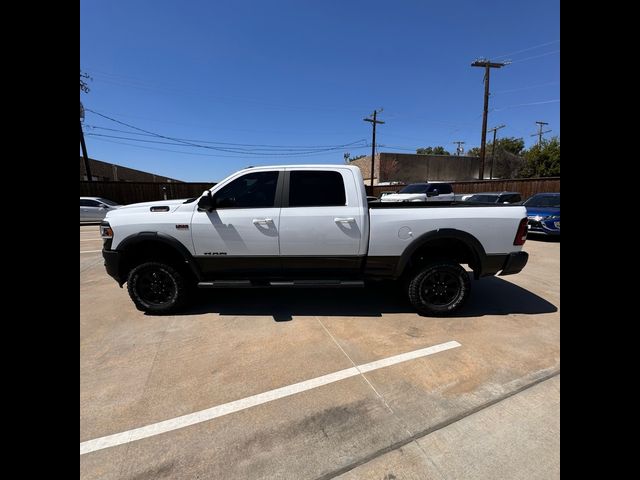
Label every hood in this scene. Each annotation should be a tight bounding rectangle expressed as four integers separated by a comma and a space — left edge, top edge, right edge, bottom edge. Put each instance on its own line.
380, 193, 426, 202
117, 199, 188, 210
106, 198, 189, 218
525, 206, 560, 218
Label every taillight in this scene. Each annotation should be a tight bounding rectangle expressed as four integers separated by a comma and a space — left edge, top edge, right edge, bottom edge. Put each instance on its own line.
514, 218, 528, 245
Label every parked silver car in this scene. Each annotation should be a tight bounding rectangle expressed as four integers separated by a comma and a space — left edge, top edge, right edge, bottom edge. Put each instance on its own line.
80, 197, 121, 222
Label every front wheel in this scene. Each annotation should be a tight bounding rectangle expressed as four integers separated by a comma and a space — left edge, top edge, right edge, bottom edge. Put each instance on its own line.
127, 262, 188, 314
407, 260, 470, 316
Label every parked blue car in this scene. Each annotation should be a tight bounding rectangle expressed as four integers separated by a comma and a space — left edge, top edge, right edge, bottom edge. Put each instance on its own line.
522, 193, 560, 236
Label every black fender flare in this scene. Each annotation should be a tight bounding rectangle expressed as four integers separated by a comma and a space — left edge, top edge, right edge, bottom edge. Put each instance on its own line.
395, 228, 487, 278
116, 232, 203, 281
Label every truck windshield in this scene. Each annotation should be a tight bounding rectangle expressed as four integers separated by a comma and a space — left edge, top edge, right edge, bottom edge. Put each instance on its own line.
399, 184, 429, 194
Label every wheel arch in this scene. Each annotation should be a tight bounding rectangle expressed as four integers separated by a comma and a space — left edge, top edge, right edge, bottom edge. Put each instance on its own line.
116, 232, 202, 284
396, 228, 486, 280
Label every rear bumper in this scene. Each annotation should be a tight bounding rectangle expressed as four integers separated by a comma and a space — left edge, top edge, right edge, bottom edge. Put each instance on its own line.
480, 251, 529, 277
102, 249, 124, 286
499, 251, 529, 276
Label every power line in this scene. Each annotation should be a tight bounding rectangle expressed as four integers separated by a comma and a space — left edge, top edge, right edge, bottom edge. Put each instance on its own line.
493, 40, 559, 60
84, 125, 365, 150
510, 50, 560, 64
85, 109, 367, 154
85, 109, 354, 136
88, 135, 371, 159
492, 81, 559, 95
85, 133, 365, 156
493, 99, 560, 111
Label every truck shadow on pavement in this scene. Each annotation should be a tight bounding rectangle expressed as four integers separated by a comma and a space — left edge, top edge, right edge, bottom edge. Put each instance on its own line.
175, 276, 557, 321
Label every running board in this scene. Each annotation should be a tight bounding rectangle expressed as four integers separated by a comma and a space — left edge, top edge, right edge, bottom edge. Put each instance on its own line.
197, 280, 364, 289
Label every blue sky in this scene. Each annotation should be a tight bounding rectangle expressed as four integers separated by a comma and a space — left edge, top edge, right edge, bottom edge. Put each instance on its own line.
80, 0, 559, 182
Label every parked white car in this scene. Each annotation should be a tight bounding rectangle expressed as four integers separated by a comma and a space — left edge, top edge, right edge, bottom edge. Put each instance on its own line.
380, 182, 455, 202
80, 197, 121, 222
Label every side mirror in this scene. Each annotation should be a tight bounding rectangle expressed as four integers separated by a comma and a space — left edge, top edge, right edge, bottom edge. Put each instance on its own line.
426, 189, 439, 197
197, 191, 215, 211
100, 205, 108, 209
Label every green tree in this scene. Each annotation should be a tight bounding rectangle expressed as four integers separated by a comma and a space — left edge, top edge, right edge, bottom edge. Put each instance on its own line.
518, 137, 560, 177
467, 137, 524, 158
467, 137, 527, 178
416, 146, 450, 155
467, 146, 480, 157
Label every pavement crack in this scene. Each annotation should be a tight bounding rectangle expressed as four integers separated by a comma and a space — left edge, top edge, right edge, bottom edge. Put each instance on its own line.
314, 369, 560, 480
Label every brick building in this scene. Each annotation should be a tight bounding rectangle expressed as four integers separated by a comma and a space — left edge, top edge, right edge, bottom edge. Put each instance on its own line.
350, 152, 481, 184
80, 157, 183, 182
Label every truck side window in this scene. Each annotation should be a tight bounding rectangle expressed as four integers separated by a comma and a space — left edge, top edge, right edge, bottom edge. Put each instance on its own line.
289, 171, 346, 207
214, 171, 279, 208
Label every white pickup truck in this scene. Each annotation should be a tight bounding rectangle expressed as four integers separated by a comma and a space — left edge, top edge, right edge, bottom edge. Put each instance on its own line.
101, 165, 529, 316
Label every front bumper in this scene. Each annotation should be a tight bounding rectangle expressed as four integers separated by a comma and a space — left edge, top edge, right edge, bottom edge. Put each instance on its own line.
528, 218, 560, 235
102, 249, 124, 286
499, 251, 529, 276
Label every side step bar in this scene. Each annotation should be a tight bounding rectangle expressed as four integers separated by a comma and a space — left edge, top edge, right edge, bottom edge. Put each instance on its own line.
198, 280, 364, 289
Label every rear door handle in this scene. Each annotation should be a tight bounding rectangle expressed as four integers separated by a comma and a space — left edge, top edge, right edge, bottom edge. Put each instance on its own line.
252, 218, 273, 225
334, 217, 355, 223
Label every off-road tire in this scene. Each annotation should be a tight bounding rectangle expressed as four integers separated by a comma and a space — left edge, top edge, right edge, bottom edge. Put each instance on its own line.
407, 260, 470, 316
127, 262, 187, 314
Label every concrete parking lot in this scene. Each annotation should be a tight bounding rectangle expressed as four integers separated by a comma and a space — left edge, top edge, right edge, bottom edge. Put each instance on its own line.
80, 225, 559, 480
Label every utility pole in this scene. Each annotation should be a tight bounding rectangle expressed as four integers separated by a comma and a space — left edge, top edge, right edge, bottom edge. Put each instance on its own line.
453, 141, 465, 155
471, 59, 509, 179
488, 124, 506, 179
80, 118, 93, 182
363, 109, 385, 188
531, 121, 551, 145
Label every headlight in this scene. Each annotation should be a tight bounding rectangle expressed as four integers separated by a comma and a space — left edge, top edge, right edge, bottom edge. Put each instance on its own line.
100, 222, 113, 239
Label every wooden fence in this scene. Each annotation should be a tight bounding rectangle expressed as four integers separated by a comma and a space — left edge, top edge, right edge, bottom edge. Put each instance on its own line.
80, 181, 215, 205
369, 177, 560, 199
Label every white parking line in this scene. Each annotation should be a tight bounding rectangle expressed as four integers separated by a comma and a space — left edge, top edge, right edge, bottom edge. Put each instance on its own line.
80, 340, 461, 455
80, 250, 102, 254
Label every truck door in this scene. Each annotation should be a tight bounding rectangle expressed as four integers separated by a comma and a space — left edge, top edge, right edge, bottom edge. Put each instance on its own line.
190, 170, 282, 277
279, 168, 365, 277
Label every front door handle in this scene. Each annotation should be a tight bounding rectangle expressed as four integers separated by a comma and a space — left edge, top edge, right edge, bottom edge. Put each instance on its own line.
252, 218, 273, 225
334, 217, 355, 223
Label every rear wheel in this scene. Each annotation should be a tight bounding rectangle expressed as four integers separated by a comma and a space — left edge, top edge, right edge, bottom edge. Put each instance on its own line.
127, 262, 188, 314
407, 260, 470, 316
